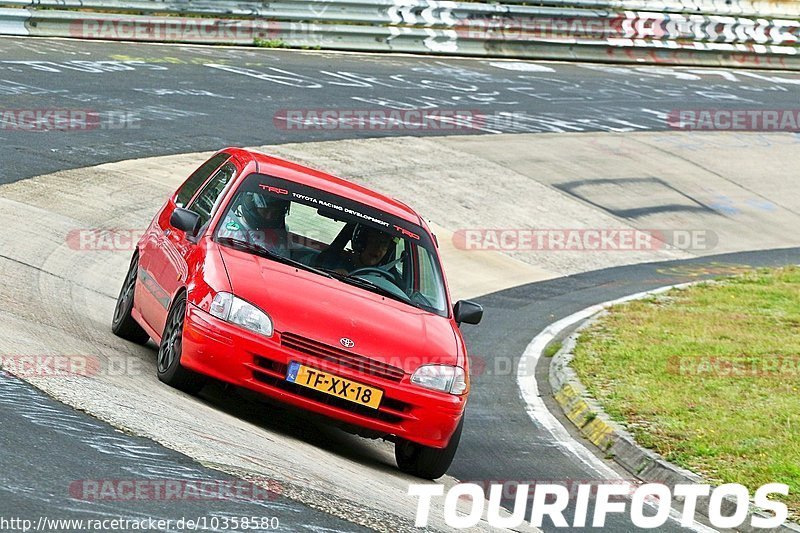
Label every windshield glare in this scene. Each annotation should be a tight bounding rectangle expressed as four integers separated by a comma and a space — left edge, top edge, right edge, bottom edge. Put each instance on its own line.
214, 173, 448, 317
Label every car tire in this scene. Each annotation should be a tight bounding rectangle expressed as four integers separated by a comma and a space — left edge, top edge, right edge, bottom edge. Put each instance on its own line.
111, 253, 150, 345
395, 416, 463, 480
156, 293, 206, 394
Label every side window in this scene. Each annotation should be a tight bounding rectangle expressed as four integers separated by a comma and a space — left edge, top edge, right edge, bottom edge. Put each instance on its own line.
188, 163, 237, 228
175, 153, 229, 207
417, 247, 444, 304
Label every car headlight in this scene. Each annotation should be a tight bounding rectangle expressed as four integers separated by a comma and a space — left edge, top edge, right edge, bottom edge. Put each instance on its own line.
411, 365, 468, 395
209, 292, 273, 337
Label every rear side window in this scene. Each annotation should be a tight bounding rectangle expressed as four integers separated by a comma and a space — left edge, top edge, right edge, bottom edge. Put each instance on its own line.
175, 153, 229, 207
189, 163, 237, 228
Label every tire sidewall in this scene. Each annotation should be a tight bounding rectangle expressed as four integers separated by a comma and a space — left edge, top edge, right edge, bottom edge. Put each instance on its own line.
396, 415, 464, 479
157, 294, 186, 382
112, 253, 138, 330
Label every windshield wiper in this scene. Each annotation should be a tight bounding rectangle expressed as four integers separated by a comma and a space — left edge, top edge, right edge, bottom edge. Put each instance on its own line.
217, 237, 333, 278
318, 268, 420, 307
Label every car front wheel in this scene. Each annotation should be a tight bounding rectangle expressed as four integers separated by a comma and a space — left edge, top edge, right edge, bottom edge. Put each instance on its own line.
157, 293, 206, 394
395, 416, 464, 480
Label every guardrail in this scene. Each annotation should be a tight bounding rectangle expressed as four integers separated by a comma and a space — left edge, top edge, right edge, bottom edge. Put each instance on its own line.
0, 0, 798, 69
3, 0, 799, 18
498, 0, 799, 18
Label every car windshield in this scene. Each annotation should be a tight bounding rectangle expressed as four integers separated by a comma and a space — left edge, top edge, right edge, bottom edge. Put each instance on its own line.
214, 173, 449, 317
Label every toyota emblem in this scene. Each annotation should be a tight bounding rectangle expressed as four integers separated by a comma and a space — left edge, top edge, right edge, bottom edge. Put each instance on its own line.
340, 337, 355, 348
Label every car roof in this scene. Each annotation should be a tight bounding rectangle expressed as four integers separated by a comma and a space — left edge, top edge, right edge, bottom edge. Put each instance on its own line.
225, 147, 423, 227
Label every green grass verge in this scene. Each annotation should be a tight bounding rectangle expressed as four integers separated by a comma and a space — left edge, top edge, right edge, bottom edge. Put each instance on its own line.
253, 37, 290, 49
571, 266, 800, 517
544, 340, 562, 358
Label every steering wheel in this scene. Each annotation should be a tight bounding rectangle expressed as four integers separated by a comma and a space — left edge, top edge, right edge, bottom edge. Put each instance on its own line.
349, 267, 397, 282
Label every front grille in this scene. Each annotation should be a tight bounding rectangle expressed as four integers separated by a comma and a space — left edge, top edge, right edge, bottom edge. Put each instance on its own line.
253, 356, 287, 377
280, 332, 405, 382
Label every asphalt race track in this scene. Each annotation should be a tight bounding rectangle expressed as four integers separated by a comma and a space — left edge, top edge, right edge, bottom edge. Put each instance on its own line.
2, 36, 800, 532
4, 248, 799, 532
454, 248, 800, 532
0, 375, 368, 532
2, 37, 800, 183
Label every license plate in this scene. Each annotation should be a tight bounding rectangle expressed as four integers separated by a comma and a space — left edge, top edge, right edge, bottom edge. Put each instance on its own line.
286, 362, 383, 409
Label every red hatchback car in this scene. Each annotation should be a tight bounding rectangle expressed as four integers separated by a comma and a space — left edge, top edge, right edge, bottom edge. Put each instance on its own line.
112, 148, 483, 479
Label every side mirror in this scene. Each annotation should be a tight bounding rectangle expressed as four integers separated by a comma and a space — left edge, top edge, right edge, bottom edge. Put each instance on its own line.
170, 208, 201, 237
454, 300, 483, 326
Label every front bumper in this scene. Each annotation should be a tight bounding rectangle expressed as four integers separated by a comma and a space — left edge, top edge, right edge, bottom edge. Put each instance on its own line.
181, 303, 466, 449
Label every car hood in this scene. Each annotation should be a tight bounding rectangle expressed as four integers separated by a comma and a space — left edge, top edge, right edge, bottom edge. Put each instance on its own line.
217, 246, 461, 373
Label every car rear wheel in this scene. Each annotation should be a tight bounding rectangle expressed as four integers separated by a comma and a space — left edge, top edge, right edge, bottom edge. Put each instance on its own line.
157, 293, 206, 394
111, 253, 150, 345
395, 416, 463, 480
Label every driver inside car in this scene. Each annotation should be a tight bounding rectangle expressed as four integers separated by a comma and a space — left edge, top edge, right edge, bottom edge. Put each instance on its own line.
218, 191, 290, 256
315, 224, 394, 275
